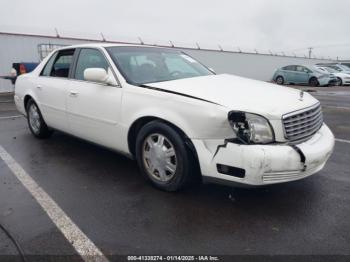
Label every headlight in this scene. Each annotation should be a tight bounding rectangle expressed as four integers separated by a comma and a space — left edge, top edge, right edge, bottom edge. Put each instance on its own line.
228, 111, 275, 144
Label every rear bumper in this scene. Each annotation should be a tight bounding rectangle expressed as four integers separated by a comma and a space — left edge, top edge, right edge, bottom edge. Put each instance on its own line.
318, 78, 331, 86
193, 124, 334, 186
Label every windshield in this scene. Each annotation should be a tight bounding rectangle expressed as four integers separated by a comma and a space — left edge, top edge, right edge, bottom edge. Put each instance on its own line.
338, 64, 350, 71
106, 46, 213, 85
311, 66, 325, 74
323, 67, 337, 73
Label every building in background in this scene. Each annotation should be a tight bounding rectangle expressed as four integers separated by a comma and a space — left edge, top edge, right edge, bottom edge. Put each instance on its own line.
0, 31, 335, 93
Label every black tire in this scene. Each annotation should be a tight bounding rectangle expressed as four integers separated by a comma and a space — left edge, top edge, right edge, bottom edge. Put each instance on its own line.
26, 99, 53, 139
276, 76, 284, 85
135, 120, 197, 192
337, 77, 343, 86
309, 77, 319, 87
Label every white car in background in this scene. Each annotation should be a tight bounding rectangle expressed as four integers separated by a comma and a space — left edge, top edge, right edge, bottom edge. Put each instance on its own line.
317, 66, 350, 86
14, 44, 334, 191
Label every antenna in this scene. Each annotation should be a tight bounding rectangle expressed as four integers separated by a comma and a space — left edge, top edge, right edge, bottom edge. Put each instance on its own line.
218, 44, 223, 51
196, 42, 201, 49
169, 40, 174, 47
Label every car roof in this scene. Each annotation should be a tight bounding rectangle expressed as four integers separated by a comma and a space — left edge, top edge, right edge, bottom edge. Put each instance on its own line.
56, 43, 170, 51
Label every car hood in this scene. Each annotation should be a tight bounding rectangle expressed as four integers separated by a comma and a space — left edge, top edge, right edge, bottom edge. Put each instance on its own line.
147, 74, 319, 119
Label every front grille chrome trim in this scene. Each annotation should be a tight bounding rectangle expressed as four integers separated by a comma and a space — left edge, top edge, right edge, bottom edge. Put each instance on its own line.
282, 103, 323, 143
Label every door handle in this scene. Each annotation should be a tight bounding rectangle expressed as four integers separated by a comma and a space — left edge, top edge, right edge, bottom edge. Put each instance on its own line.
36, 85, 42, 90
69, 91, 79, 97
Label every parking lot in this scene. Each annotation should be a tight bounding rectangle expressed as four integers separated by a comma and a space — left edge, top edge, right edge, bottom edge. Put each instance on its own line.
0, 86, 349, 261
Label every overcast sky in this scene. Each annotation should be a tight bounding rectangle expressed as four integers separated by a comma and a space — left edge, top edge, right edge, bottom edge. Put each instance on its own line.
1, 0, 350, 59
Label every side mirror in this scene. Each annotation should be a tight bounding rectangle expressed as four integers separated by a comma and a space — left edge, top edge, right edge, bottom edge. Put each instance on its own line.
84, 68, 117, 86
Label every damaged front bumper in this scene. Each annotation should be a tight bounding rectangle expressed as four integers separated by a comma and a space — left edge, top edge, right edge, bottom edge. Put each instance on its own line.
192, 124, 334, 186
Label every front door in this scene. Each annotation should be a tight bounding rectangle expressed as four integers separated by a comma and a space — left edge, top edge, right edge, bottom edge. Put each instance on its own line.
66, 48, 123, 149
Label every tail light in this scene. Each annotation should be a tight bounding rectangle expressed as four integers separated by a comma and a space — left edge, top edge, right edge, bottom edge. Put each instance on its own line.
19, 64, 26, 75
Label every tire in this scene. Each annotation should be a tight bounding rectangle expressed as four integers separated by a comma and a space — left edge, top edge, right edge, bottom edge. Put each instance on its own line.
135, 121, 197, 192
309, 77, 319, 87
337, 77, 343, 86
26, 99, 53, 139
276, 76, 284, 85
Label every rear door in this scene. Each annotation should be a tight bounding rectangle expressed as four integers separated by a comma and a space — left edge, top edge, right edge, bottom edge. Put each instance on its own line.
36, 49, 76, 132
295, 66, 309, 84
282, 65, 297, 83
66, 48, 123, 148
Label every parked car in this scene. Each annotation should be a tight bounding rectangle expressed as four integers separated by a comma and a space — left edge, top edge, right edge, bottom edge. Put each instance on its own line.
317, 66, 350, 86
325, 64, 350, 74
273, 65, 337, 86
14, 44, 334, 191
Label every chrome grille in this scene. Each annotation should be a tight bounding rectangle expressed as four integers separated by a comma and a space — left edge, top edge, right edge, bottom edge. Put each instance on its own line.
282, 103, 323, 142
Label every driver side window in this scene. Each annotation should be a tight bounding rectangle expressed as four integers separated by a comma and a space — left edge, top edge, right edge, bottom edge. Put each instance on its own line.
74, 48, 109, 81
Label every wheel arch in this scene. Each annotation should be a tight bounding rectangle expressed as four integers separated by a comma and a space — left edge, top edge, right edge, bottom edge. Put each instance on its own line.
24, 94, 34, 110
127, 116, 201, 173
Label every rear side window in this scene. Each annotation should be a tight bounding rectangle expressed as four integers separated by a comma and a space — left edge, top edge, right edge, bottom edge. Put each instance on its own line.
41, 52, 58, 76
51, 50, 75, 78
74, 48, 109, 81
282, 65, 296, 71
40, 49, 75, 78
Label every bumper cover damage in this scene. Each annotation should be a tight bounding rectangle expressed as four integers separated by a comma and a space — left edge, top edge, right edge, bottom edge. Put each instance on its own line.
193, 124, 334, 186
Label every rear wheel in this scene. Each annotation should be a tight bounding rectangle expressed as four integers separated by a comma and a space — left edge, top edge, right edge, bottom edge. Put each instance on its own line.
309, 77, 319, 87
337, 77, 343, 86
135, 121, 197, 191
26, 99, 53, 139
276, 76, 284, 85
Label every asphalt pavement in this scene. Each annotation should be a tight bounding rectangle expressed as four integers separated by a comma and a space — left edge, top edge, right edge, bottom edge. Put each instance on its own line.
0, 87, 349, 262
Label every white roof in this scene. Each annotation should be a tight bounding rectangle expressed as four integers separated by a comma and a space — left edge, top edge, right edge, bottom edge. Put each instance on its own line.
58, 43, 166, 50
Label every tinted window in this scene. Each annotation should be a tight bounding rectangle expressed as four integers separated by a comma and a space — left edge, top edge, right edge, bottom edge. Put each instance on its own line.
41, 52, 58, 76
282, 65, 296, 71
51, 49, 75, 78
296, 66, 310, 73
74, 49, 109, 81
107, 46, 213, 85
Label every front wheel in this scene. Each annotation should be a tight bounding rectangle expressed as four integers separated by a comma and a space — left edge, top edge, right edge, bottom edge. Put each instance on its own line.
276, 76, 284, 85
26, 99, 53, 139
135, 121, 197, 191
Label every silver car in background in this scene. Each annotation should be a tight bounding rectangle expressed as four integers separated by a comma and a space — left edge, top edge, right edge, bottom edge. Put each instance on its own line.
273, 65, 337, 87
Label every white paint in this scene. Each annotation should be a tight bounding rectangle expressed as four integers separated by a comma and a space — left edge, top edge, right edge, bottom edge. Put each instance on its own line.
335, 138, 350, 144
0, 115, 22, 119
0, 145, 109, 262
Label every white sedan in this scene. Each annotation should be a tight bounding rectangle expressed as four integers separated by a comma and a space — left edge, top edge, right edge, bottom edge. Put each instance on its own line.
14, 44, 335, 191
317, 66, 350, 86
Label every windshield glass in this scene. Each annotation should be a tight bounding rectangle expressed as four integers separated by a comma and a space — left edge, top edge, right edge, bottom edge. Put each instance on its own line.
106, 46, 213, 85
323, 67, 337, 73
338, 64, 350, 71
311, 66, 324, 74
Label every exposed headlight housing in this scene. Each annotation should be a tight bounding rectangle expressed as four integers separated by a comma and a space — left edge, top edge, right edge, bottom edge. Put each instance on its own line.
228, 111, 275, 144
